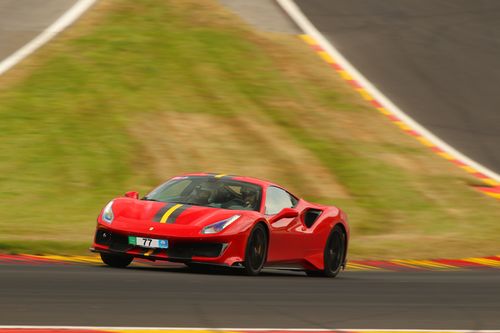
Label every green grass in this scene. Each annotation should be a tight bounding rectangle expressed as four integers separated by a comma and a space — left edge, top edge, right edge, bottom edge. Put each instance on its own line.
0, 0, 499, 259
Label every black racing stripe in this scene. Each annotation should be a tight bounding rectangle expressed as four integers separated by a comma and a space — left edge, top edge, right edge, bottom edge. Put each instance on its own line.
152, 203, 177, 222
166, 204, 192, 224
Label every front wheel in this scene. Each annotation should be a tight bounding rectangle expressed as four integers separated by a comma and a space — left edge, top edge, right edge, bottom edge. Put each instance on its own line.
100, 252, 133, 268
306, 225, 345, 278
243, 224, 268, 276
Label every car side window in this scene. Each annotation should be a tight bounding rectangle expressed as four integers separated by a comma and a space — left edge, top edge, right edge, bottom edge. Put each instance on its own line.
265, 186, 297, 215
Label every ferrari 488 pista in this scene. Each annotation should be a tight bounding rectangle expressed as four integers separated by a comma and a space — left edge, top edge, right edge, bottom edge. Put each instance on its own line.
91, 173, 349, 277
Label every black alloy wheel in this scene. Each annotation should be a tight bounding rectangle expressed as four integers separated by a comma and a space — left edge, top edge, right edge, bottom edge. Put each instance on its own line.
243, 224, 268, 276
100, 252, 133, 268
306, 225, 345, 277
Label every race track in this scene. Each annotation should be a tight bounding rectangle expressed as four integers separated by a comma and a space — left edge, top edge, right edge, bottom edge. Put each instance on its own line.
1, 263, 499, 329
1, 0, 499, 330
294, 0, 500, 175
0, 0, 78, 62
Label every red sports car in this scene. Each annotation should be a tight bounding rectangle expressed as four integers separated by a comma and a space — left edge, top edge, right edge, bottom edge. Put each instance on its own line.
91, 173, 349, 277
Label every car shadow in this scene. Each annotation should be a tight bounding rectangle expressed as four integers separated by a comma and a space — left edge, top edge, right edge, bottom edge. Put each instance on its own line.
115, 262, 308, 278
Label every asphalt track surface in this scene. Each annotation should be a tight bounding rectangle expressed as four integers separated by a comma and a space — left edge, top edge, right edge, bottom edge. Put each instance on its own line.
294, 0, 500, 175
0, 0, 78, 62
0, 263, 499, 329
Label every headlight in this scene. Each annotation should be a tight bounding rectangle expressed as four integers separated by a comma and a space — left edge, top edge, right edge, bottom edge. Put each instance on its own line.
201, 215, 240, 234
102, 201, 114, 224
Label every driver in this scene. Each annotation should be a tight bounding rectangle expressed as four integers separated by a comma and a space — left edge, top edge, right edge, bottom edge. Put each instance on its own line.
188, 184, 213, 205
241, 187, 258, 210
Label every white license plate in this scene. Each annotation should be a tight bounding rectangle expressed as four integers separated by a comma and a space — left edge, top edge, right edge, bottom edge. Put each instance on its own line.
128, 236, 168, 249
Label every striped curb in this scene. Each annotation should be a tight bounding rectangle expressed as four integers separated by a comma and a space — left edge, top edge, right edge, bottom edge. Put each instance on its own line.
1, 253, 499, 271
276, 0, 500, 200
1, 328, 500, 333
348, 256, 500, 271
298, 34, 500, 200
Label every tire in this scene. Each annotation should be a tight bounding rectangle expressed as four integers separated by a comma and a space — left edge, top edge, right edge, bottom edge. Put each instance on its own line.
306, 225, 345, 278
243, 224, 268, 276
100, 252, 133, 268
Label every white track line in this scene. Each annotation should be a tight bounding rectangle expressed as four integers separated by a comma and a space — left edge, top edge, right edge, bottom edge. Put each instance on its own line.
276, 0, 500, 183
0, 326, 499, 332
0, 0, 97, 77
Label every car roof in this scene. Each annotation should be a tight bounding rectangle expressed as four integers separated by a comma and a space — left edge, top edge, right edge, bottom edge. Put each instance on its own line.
177, 172, 279, 188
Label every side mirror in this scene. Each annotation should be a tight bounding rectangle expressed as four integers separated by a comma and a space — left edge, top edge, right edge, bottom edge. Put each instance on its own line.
269, 207, 299, 223
124, 191, 139, 199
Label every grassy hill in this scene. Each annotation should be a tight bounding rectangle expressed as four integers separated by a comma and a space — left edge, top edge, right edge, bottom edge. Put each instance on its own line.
0, 0, 499, 259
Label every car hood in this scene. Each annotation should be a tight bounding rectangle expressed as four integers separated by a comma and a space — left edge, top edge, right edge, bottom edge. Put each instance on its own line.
110, 198, 245, 227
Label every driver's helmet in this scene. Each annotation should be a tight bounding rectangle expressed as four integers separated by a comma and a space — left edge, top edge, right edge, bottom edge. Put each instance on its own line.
191, 183, 213, 204
241, 187, 257, 209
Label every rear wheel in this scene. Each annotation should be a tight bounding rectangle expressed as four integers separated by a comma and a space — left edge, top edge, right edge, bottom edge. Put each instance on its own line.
243, 224, 268, 276
306, 225, 345, 278
100, 252, 133, 268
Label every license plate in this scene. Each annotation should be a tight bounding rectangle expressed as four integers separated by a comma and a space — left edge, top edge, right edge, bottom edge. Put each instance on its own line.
128, 236, 168, 249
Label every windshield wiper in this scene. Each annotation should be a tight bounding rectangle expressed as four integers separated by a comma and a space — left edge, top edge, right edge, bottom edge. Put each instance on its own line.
142, 197, 161, 202
168, 200, 202, 206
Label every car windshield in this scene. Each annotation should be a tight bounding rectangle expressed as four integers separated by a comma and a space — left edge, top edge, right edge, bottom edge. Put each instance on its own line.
143, 176, 262, 211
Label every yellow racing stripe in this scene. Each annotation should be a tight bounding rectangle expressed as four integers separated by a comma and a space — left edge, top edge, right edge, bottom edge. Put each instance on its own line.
160, 204, 183, 223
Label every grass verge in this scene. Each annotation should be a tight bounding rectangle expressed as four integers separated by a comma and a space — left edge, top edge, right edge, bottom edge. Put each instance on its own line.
0, 0, 499, 258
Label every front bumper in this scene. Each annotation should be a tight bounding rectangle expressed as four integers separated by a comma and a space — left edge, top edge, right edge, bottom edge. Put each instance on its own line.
91, 226, 248, 266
